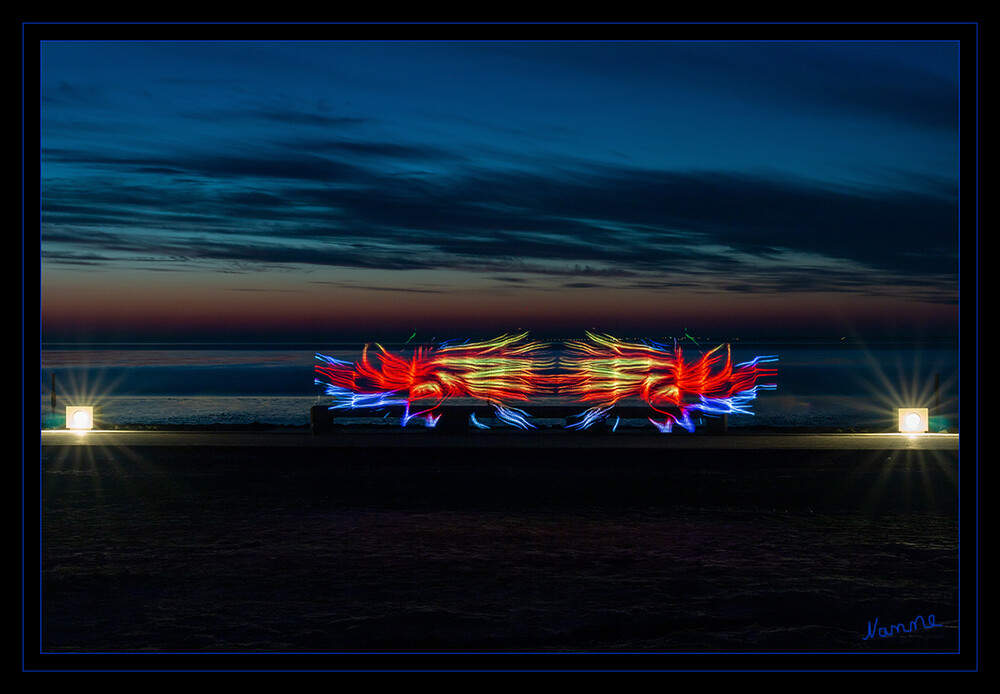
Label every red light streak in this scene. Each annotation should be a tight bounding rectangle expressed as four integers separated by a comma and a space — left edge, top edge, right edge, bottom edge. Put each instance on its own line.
315, 332, 553, 425
557, 332, 777, 431
317, 331, 777, 431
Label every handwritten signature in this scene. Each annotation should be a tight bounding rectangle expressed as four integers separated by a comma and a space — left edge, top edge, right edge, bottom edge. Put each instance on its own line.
863, 613, 942, 640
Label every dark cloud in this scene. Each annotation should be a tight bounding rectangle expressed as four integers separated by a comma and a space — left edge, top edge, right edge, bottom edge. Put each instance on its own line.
251, 109, 371, 129
467, 41, 960, 133
36, 38, 965, 344
280, 136, 461, 163
40, 37, 961, 321
41, 135, 959, 301
310, 280, 449, 294
41, 80, 111, 108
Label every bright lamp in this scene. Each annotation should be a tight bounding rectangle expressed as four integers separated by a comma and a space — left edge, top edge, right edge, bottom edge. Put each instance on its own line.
898, 407, 928, 434
66, 406, 94, 431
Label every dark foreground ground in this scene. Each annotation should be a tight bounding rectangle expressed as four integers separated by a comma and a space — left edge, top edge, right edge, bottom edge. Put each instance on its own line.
31, 431, 974, 671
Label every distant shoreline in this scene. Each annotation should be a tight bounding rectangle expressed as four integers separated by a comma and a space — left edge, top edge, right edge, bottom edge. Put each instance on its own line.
41, 337, 962, 350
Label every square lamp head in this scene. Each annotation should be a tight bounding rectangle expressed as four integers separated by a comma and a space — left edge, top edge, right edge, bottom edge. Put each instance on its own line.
898, 407, 928, 434
66, 406, 94, 431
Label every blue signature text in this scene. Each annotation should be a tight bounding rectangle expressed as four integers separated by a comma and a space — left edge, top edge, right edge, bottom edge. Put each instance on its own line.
863, 614, 942, 640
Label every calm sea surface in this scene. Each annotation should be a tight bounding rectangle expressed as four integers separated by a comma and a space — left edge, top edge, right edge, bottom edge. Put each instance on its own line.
39, 341, 961, 431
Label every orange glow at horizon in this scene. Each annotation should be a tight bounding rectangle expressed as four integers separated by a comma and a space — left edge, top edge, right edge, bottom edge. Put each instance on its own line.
41, 270, 960, 340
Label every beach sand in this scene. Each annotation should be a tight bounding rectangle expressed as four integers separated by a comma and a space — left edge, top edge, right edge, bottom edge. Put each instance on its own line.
35, 433, 967, 669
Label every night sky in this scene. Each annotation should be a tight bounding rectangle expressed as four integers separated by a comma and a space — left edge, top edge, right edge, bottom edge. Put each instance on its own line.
36, 28, 967, 344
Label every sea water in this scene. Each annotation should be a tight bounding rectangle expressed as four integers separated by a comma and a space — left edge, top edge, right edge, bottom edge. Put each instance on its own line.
38, 341, 962, 431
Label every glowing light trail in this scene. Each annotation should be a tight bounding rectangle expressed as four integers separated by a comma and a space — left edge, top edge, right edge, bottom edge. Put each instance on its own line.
558, 332, 778, 432
316, 331, 777, 432
315, 332, 552, 428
